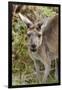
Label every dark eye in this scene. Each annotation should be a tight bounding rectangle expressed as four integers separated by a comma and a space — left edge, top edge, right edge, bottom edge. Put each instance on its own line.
27, 33, 31, 37
38, 34, 41, 38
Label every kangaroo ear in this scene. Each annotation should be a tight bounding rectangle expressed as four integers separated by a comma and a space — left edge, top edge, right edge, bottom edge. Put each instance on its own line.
18, 13, 33, 28
41, 16, 53, 33
41, 15, 58, 34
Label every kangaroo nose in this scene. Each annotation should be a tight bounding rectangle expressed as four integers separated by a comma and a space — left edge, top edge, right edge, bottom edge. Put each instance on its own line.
31, 44, 36, 48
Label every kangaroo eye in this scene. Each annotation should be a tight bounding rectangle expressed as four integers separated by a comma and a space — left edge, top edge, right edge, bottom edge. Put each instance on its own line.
38, 34, 41, 38
27, 33, 31, 37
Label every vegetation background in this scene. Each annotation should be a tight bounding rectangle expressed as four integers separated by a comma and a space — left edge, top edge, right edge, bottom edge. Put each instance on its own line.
12, 4, 58, 85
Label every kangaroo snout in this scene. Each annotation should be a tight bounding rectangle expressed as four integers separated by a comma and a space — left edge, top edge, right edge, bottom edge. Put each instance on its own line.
30, 44, 37, 52
31, 44, 36, 48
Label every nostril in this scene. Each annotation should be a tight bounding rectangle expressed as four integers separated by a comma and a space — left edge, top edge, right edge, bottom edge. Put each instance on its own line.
31, 44, 36, 48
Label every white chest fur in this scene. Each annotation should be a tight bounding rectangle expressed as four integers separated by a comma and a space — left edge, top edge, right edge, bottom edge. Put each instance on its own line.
28, 49, 44, 64
31, 52, 40, 60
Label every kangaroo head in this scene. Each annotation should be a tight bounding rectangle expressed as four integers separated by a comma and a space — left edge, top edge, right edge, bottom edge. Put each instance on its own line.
27, 23, 43, 52
18, 13, 53, 52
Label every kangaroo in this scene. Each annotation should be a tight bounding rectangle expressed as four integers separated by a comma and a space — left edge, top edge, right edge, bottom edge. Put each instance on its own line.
18, 12, 59, 83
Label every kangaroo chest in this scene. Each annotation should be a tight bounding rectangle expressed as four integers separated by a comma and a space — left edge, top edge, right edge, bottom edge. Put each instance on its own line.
28, 49, 45, 64
31, 52, 41, 60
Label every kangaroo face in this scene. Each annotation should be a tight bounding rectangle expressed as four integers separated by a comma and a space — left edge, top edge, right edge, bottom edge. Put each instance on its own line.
27, 28, 43, 52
